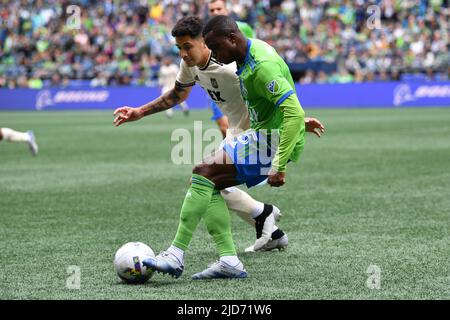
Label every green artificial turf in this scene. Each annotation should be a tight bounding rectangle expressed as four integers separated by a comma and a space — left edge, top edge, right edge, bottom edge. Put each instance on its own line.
1, 108, 449, 299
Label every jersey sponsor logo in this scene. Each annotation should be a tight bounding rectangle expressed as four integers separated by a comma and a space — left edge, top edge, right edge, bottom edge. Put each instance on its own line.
266, 80, 281, 94
210, 78, 219, 88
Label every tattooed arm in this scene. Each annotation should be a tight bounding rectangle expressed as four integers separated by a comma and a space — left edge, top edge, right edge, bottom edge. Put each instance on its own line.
113, 83, 193, 126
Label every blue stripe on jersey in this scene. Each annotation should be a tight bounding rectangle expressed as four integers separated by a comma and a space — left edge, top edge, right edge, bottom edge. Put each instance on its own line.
275, 90, 294, 108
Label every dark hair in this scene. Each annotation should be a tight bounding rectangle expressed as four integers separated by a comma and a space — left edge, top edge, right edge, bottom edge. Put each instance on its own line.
202, 15, 238, 37
172, 16, 204, 38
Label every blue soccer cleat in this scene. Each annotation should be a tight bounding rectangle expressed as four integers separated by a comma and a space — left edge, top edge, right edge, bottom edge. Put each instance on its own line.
142, 251, 184, 279
191, 261, 248, 280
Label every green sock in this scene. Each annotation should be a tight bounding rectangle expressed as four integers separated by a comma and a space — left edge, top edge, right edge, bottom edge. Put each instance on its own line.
203, 192, 237, 257
172, 174, 215, 251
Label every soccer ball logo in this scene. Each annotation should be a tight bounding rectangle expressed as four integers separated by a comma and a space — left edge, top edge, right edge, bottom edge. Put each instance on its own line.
113, 242, 155, 284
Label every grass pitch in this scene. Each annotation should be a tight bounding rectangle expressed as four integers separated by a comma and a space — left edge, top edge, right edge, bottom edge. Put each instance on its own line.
0, 108, 449, 299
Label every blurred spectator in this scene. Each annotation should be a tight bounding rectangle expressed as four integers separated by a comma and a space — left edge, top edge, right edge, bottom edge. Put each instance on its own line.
0, 0, 448, 87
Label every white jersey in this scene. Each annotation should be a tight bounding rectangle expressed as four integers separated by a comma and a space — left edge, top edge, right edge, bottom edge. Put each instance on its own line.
176, 52, 250, 137
159, 63, 179, 91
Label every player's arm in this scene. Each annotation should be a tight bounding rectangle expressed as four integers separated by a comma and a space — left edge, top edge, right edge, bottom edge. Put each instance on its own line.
271, 94, 305, 175
113, 83, 192, 126
140, 82, 192, 116
216, 116, 229, 139
252, 62, 305, 186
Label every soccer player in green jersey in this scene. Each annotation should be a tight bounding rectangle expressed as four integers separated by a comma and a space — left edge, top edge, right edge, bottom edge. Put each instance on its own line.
203, 15, 306, 187
117, 16, 315, 280
208, 0, 255, 137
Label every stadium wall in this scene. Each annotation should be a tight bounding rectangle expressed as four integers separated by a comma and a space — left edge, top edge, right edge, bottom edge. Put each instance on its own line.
0, 82, 449, 110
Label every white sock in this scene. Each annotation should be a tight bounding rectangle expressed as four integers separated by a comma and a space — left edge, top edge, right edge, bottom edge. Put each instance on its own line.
221, 187, 265, 218
220, 255, 244, 270
166, 108, 174, 117
1, 128, 29, 142
167, 245, 184, 264
180, 102, 189, 111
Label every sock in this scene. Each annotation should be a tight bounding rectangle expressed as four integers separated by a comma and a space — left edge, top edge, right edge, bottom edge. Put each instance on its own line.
167, 245, 185, 264
203, 192, 237, 257
254, 204, 273, 238
1, 128, 29, 142
221, 187, 265, 219
180, 102, 189, 111
166, 108, 174, 117
271, 228, 285, 240
220, 255, 243, 270
172, 174, 215, 251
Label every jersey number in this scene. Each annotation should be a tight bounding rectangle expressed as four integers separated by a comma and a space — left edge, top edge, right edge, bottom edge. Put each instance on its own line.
207, 89, 226, 102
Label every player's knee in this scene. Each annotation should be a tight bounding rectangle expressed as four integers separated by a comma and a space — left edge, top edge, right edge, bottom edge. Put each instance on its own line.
192, 163, 213, 180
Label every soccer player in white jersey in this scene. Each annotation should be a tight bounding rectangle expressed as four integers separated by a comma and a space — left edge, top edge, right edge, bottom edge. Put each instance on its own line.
159, 57, 190, 118
0, 127, 38, 156
114, 16, 324, 253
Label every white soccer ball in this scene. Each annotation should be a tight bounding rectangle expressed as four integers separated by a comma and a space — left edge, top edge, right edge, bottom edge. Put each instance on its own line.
113, 242, 155, 284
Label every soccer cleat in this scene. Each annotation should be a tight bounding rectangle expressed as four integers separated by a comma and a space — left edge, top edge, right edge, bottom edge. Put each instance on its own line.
252, 204, 279, 251
191, 260, 247, 280
26, 130, 38, 156
244, 235, 288, 252
245, 233, 288, 252
142, 251, 184, 279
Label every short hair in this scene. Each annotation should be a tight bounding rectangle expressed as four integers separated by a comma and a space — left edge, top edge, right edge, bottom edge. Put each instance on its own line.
172, 16, 204, 38
202, 15, 239, 37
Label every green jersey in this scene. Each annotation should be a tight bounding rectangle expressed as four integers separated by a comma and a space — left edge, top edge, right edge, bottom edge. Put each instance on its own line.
236, 38, 305, 172
236, 21, 255, 38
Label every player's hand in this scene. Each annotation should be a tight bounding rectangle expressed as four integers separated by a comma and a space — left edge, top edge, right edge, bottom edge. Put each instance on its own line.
268, 171, 285, 187
113, 106, 143, 126
305, 117, 325, 138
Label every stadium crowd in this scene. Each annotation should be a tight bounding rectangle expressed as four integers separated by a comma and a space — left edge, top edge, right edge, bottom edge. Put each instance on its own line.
0, 0, 448, 88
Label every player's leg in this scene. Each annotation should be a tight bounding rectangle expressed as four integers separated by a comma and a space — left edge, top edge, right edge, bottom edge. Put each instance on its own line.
221, 187, 288, 251
180, 101, 189, 116
221, 130, 280, 250
192, 191, 247, 279
0, 128, 3, 141
0, 127, 38, 155
165, 108, 174, 118
143, 150, 240, 278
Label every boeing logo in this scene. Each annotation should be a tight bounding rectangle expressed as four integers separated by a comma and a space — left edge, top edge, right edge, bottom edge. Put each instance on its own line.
394, 84, 450, 106
35, 90, 110, 110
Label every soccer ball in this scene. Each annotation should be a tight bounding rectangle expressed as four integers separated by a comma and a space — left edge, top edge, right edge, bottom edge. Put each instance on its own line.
113, 242, 155, 284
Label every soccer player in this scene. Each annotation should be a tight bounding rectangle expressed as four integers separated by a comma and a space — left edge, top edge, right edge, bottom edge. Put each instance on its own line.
208, 0, 255, 38
159, 57, 190, 118
208, 0, 254, 138
0, 128, 38, 156
113, 17, 322, 279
